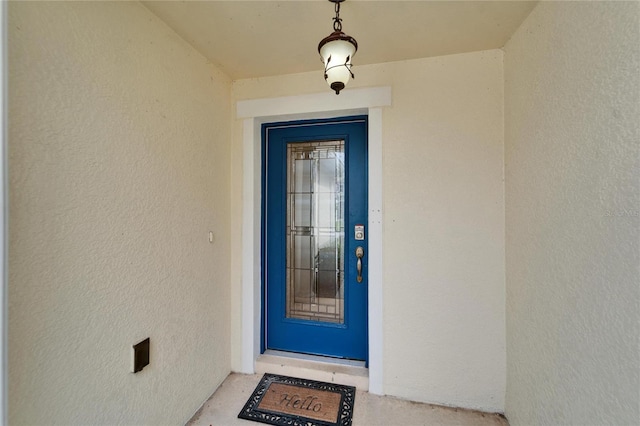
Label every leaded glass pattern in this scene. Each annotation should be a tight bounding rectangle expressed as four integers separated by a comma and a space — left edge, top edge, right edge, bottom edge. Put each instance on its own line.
286, 140, 345, 323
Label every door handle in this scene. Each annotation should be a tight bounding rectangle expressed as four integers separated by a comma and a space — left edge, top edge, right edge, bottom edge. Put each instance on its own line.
355, 246, 364, 283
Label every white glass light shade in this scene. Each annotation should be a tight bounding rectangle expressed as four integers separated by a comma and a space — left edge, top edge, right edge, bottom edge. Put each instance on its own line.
319, 38, 357, 95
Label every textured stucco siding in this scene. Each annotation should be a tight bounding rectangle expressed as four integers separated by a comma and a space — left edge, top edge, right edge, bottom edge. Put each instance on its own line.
8, 2, 232, 424
504, 2, 640, 425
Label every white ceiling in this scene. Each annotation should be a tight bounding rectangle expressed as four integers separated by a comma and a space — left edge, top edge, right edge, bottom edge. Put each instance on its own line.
142, 0, 537, 80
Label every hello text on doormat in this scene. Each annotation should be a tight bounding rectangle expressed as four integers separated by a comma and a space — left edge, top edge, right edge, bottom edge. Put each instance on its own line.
238, 373, 356, 426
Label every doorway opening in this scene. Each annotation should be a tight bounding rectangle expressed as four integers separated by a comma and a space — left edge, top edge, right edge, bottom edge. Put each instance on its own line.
262, 116, 368, 362
237, 86, 390, 394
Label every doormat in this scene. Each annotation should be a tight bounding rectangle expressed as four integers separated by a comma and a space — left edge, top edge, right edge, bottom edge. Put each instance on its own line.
238, 373, 356, 426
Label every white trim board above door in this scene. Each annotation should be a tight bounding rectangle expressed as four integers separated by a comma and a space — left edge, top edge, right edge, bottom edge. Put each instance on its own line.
237, 86, 391, 395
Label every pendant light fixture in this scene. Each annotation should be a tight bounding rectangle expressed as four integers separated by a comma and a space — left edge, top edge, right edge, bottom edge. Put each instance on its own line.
318, 0, 358, 95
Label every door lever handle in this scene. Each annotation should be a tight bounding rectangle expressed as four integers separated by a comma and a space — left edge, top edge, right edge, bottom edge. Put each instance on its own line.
355, 246, 364, 283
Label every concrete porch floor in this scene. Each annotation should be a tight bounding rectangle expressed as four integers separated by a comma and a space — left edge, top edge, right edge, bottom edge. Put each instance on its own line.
187, 373, 509, 426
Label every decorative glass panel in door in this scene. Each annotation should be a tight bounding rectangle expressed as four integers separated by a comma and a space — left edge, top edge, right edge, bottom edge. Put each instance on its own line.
287, 141, 345, 323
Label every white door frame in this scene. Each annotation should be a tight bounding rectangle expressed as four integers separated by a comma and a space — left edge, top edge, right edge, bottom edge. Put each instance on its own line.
237, 86, 391, 395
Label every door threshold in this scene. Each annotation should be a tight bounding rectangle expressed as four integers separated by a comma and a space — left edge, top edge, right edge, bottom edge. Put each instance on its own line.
264, 350, 366, 367
256, 350, 369, 391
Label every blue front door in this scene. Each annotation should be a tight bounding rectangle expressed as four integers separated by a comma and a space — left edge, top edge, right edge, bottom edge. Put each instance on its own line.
263, 116, 368, 361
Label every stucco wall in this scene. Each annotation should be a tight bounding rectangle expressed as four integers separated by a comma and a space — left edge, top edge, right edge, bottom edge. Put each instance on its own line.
504, 2, 640, 425
8, 2, 231, 424
231, 50, 506, 412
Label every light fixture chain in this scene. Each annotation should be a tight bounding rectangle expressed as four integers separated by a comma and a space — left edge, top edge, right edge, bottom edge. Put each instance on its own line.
333, 1, 342, 32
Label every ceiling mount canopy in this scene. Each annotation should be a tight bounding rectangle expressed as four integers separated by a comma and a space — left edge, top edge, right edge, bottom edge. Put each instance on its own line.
318, 0, 358, 95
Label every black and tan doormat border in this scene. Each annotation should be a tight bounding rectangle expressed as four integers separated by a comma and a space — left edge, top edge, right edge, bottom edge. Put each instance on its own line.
238, 373, 356, 426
